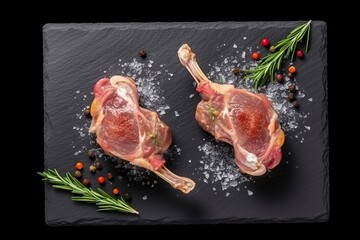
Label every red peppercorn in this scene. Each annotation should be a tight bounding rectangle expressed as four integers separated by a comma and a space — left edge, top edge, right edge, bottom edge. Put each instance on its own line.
252, 52, 260, 61
288, 66, 296, 74
97, 176, 105, 184
261, 38, 270, 47
296, 50, 304, 58
75, 162, 83, 170
113, 188, 120, 195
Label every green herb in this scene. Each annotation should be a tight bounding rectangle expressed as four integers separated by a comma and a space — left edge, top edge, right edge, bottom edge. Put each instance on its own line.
38, 169, 139, 214
207, 104, 219, 121
150, 133, 159, 147
244, 20, 312, 89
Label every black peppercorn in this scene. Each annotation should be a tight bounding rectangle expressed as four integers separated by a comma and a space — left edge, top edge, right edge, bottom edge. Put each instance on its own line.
82, 178, 91, 187
232, 67, 241, 76
84, 107, 91, 118
288, 93, 296, 102
74, 170, 82, 178
292, 101, 299, 108
123, 193, 132, 201
89, 165, 97, 173
107, 172, 114, 181
87, 149, 96, 159
275, 73, 283, 82
94, 161, 102, 170
138, 50, 147, 58
289, 83, 296, 93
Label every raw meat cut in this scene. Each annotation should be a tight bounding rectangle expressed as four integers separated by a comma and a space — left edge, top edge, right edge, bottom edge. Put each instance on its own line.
89, 76, 195, 193
178, 44, 285, 176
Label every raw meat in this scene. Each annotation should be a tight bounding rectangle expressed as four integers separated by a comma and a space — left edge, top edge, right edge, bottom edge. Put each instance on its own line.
89, 76, 195, 193
178, 44, 285, 176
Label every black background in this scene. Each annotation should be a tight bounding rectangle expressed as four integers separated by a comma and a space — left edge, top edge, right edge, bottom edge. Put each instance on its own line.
16, 2, 343, 235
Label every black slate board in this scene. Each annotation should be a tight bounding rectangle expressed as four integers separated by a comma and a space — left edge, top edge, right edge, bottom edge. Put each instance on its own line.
43, 22, 328, 225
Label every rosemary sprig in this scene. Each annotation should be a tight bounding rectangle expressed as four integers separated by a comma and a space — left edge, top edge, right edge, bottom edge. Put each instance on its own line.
244, 20, 312, 89
38, 169, 139, 214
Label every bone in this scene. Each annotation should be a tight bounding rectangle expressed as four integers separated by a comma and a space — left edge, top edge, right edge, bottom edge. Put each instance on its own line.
154, 166, 196, 194
178, 44, 210, 85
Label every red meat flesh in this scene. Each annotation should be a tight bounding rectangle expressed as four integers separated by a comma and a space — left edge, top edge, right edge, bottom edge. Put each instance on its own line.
89, 76, 195, 193
178, 44, 285, 176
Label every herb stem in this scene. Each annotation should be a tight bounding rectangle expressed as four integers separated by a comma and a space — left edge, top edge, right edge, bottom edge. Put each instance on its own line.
244, 20, 312, 89
38, 169, 139, 214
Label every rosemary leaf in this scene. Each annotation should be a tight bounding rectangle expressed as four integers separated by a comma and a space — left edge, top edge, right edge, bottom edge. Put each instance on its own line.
244, 20, 312, 89
38, 169, 139, 215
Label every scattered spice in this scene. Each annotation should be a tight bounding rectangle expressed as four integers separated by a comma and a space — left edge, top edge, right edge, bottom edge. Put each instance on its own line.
269, 45, 276, 52
289, 83, 297, 93
97, 176, 105, 185
84, 107, 91, 118
251, 52, 260, 60
296, 50, 304, 58
87, 149, 96, 159
261, 38, 270, 47
288, 65, 297, 74
292, 101, 300, 108
123, 193, 132, 202
107, 172, 114, 180
82, 178, 91, 187
112, 188, 120, 196
138, 50, 147, 58
75, 162, 83, 170
287, 72, 294, 78
232, 67, 241, 76
94, 161, 102, 170
74, 170, 82, 178
89, 165, 97, 173
275, 73, 283, 82
288, 93, 296, 102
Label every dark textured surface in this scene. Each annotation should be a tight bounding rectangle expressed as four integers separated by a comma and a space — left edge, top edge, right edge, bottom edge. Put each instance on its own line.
43, 22, 328, 225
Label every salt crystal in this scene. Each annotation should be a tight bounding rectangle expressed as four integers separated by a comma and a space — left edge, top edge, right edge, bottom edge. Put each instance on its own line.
75, 90, 80, 94
174, 111, 179, 117
241, 51, 246, 58
142, 195, 148, 200
243, 36, 247, 40
308, 98, 313, 102
233, 44, 237, 48
188, 160, 192, 163
189, 94, 195, 98
304, 126, 311, 130
225, 192, 230, 197
247, 190, 253, 196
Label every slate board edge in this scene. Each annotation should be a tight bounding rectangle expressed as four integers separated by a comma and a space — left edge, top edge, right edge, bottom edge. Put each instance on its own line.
320, 22, 330, 221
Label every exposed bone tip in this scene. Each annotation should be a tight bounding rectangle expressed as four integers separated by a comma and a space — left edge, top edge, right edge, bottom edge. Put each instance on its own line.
174, 178, 196, 194
178, 44, 195, 65
240, 163, 266, 176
